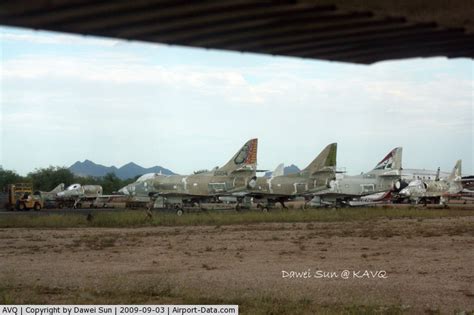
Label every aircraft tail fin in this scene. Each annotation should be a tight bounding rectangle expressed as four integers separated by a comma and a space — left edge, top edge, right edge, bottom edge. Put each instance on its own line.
272, 163, 285, 178
301, 143, 337, 175
370, 147, 402, 173
50, 183, 65, 193
216, 138, 258, 175
448, 160, 462, 181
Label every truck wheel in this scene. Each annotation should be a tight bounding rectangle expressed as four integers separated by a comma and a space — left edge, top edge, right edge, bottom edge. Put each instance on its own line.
34, 203, 41, 211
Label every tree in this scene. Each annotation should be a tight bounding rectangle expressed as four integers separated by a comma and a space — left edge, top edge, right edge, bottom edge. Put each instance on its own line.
100, 172, 123, 194
0, 169, 26, 191
1, 166, 138, 195
27, 166, 75, 191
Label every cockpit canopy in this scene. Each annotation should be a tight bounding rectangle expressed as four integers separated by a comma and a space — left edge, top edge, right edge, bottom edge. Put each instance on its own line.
66, 183, 81, 191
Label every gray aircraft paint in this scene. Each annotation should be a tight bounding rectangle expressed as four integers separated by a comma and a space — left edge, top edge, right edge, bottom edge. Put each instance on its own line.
316, 147, 403, 202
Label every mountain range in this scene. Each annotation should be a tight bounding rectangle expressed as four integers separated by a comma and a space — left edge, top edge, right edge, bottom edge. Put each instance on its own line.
69, 160, 175, 179
70, 160, 302, 180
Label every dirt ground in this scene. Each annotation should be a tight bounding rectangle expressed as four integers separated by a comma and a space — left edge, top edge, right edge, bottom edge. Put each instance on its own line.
1, 216, 473, 314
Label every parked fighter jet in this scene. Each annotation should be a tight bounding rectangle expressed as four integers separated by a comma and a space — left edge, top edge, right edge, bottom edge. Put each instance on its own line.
119, 139, 258, 211
57, 183, 103, 198
33, 183, 65, 207
398, 160, 463, 205
315, 147, 403, 206
54, 183, 103, 208
249, 143, 337, 210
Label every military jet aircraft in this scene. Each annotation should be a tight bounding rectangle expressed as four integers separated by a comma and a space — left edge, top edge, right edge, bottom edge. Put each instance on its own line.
119, 138, 258, 213
33, 183, 65, 207
398, 160, 463, 205
315, 147, 403, 206
249, 143, 337, 210
54, 183, 103, 208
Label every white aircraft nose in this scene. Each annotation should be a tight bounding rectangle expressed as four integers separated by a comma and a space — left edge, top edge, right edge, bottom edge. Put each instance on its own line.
399, 188, 410, 196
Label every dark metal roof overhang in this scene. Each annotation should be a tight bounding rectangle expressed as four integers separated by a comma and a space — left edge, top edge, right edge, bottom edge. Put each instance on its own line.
1, 0, 473, 64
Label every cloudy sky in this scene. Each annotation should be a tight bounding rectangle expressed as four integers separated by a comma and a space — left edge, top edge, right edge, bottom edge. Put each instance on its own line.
1, 26, 472, 176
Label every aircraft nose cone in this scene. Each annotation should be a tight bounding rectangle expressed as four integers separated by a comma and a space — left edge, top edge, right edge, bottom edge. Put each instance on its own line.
399, 188, 410, 196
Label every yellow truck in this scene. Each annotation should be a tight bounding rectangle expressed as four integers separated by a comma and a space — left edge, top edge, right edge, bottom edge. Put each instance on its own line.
6, 183, 43, 211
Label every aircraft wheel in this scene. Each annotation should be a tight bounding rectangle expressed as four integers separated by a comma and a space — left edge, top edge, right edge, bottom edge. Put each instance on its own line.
34, 203, 41, 211
176, 209, 184, 216
235, 204, 241, 212
262, 206, 269, 213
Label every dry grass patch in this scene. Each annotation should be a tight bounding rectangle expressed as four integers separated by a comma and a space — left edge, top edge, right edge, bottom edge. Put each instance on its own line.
1, 208, 473, 229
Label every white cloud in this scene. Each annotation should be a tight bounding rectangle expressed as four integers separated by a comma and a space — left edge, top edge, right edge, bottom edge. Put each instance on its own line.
1, 37, 472, 175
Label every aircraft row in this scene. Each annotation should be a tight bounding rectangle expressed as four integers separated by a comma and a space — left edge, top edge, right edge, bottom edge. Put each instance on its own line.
117, 139, 466, 210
